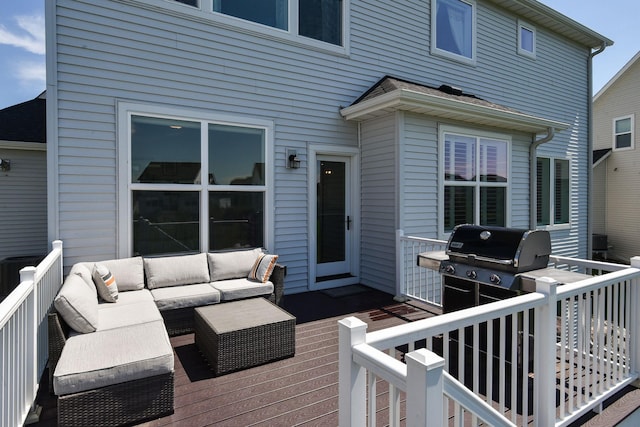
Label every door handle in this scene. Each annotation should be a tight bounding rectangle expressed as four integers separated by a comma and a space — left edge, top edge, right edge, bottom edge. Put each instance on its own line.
346, 216, 351, 230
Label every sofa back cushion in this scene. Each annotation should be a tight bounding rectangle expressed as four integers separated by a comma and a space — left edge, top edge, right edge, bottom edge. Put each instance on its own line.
54, 274, 99, 333
95, 257, 145, 291
208, 248, 262, 281
144, 253, 210, 289
68, 263, 97, 297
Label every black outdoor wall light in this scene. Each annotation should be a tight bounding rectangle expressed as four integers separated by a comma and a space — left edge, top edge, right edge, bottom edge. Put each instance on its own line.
0, 159, 10, 172
285, 148, 300, 169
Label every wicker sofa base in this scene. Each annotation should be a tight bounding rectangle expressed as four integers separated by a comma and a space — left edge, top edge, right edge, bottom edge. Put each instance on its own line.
57, 372, 174, 427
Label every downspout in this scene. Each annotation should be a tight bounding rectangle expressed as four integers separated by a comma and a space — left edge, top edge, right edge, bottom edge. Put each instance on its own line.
529, 127, 554, 230
587, 43, 608, 258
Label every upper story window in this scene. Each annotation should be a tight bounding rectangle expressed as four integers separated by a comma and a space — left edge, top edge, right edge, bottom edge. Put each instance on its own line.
614, 115, 634, 151
174, 0, 198, 6
517, 20, 536, 59
440, 126, 509, 234
536, 157, 570, 228
212, 0, 344, 46
432, 0, 476, 65
214, 0, 288, 30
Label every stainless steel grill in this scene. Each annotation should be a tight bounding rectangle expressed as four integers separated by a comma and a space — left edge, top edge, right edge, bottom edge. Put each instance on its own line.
418, 224, 587, 313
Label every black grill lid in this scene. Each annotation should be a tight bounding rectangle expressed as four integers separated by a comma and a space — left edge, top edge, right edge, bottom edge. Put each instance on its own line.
446, 224, 551, 271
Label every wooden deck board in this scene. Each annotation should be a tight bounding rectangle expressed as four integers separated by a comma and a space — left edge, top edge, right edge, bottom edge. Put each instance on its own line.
30, 287, 637, 426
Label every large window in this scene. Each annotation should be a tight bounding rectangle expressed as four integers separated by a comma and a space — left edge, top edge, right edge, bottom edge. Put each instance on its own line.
125, 110, 271, 256
536, 157, 570, 228
441, 128, 509, 233
213, 0, 344, 46
432, 0, 476, 63
613, 115, 634, 150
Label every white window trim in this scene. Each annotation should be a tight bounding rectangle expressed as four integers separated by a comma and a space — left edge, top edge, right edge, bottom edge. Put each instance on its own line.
430, 0, 477, 66
613, 114, 635, 151
437, 124, 511, 239
123, 0, 350, 56
116, 101, 274, 257
517, 19, 536, 59
536, 156, 571, 231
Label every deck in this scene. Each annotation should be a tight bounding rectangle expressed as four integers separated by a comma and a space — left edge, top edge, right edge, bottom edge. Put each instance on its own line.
29, 286, 640, 426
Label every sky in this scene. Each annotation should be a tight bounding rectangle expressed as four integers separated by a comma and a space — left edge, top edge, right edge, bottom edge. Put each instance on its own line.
0, 0, 639, 110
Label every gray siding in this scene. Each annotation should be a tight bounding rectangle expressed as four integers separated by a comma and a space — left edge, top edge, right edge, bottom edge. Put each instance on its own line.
0, 147, 48, 260
50, 0, 594, 292
359, 113, 397, 294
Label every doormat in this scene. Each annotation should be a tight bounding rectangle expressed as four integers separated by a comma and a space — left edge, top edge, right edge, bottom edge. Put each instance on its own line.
321, 285, 369, 298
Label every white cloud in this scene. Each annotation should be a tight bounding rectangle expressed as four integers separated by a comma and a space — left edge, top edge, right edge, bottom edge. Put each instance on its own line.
0, 15, 45, 55
15, 60, 46, 87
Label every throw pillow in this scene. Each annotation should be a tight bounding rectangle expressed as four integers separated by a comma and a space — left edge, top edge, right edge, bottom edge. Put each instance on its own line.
248, 253, 278, 283
92, 263, 119, 303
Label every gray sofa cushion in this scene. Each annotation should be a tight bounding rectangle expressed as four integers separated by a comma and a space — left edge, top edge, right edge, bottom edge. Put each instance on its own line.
83, 257, 145, 291
144, 253, 210, 289
54, 274, 99, 334
110, 289, 154, 306
150, 283, 221, 311
97, 300, 162, 331
210, 278, 274, 301
208, 248, 262, 281
68, 263, 96, 297
53, 320, 174, 396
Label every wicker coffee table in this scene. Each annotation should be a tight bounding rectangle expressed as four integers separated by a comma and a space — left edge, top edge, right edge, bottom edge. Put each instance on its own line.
194, 298, 296, 376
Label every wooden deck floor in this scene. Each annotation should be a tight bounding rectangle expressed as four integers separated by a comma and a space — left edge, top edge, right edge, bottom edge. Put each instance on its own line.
30, 286, 640, 426
31, 286, 438, 426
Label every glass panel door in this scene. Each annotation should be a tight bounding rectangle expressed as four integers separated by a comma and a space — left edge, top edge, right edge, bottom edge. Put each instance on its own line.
316, 156, 350, 277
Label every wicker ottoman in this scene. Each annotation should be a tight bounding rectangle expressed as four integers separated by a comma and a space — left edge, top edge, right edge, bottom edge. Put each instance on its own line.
194, 298, 296, 375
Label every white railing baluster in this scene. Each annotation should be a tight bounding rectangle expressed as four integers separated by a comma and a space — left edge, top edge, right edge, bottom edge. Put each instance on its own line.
368, 372, 376, 427
342, 242, 640, 427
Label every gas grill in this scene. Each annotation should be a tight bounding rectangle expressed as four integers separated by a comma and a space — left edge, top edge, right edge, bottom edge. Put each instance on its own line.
420, 224, 557, 312
419, 224, 592, 313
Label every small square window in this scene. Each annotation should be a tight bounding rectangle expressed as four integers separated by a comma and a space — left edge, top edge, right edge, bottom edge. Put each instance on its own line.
517, 20, 536, 59
614, 115, 634, 150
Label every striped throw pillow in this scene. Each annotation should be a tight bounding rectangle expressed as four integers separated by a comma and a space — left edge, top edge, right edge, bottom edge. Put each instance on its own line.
92, 263, 119, 303
248, 254, 278, 283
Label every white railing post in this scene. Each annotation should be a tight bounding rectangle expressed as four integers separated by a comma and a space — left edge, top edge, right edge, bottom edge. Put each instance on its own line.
20, 266, 38, 421
534, 277, 558, 427
53, 240, 63, 280
405, 348, 445, 427
630, 256, 640, 385
396, 229, 405, 300
339, 316, 368, 427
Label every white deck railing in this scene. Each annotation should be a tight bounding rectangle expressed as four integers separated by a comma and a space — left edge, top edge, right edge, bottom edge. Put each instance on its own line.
396, 230, 447, 306
0, 241, 64, 427
340, 233, 640, 426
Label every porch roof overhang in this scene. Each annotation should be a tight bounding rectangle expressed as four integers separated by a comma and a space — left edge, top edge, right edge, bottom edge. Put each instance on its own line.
340, 78, 570, 134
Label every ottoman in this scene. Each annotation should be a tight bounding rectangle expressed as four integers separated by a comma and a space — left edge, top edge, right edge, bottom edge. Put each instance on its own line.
194, 298, 296, 375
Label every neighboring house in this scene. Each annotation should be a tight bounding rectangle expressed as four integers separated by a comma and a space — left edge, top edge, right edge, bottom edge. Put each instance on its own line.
593, 51, 640, 263
45, 0, 611, 296
0, 92, 48, 294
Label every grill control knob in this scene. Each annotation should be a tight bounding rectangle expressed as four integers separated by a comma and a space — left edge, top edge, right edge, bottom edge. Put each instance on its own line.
466, 270, 477, 280
444, 264, 456, 274
489, 274, 501, 285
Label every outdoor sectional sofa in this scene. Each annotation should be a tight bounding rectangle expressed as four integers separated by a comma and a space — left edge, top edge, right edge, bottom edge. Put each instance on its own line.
47, 248, 284, 426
